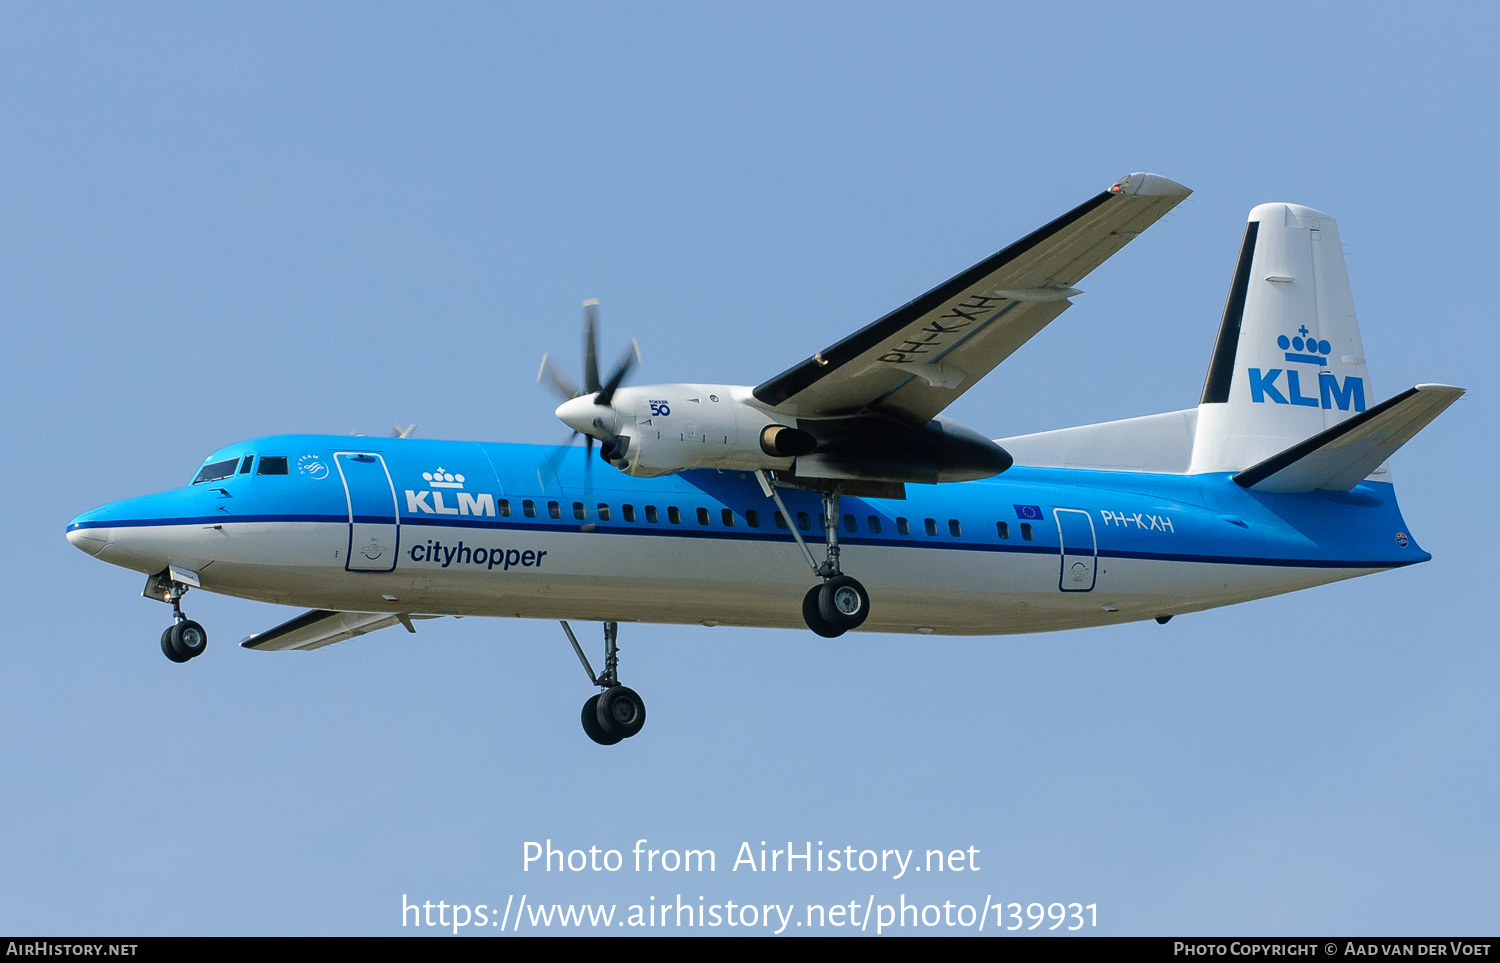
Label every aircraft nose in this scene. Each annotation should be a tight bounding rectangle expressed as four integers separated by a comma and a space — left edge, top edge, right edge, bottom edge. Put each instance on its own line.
66, 512, 111, 557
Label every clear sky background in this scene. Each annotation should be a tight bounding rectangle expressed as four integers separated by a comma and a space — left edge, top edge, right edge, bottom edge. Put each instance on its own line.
3, 1, 1495, 936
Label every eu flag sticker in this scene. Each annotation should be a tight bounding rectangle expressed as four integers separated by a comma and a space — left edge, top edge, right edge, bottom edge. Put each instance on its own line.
1013, 504, 1043, 520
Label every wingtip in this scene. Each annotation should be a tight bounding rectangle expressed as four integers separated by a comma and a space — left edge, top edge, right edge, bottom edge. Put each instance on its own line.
1111, 172, 1192, 198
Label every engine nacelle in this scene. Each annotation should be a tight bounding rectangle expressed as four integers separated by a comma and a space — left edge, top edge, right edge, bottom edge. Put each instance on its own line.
606, 384, 803, 477
588, 384, 1011, 487
791, 416, 1013, 485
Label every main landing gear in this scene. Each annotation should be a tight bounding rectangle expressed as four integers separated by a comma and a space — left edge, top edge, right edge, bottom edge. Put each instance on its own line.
145, 570, 209, 663
756, 474, 870, 638
560, 620, 646, 746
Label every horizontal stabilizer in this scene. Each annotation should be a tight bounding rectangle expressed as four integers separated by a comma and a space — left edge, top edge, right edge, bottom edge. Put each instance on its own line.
1232, 384, 1464, 492
240, 609, 437, 651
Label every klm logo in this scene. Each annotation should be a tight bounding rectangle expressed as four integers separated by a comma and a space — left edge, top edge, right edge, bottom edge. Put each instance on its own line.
1247, 327, 1365, 412
404, 466, 496, 517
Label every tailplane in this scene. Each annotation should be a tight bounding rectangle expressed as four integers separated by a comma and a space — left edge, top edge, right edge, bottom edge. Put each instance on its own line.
1232, 383, 1463, 492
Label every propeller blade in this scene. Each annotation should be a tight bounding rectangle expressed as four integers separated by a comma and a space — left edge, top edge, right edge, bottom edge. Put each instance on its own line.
582, 299, 601, 395
537, 353, 581, 401
544, 430, 582, 474
389, 423, 417, 439
595, 345, 637, 407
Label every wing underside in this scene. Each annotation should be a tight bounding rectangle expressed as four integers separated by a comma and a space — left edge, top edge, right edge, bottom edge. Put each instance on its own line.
753, 172, 1191, 426
240, 609, 436, 651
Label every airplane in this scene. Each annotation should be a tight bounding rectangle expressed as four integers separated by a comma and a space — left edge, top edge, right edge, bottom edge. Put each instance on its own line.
65, 172, 1464, 746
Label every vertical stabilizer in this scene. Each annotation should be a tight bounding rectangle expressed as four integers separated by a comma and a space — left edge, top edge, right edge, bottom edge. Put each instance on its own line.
1189, 204, 1375, 474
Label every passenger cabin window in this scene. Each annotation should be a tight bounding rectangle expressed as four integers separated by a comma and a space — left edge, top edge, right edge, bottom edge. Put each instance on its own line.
597, 504, 611, 521
668, 506, 681, 524
238, 455, 254, 474
256, 456, 288, 475
523, 500, 536, 518
645, 505, 659, 523
796, 511, 810, 530
697, 507, 710, 525
867, 515, 882, 534
192, 458, 239, 485
1021, 522, 1033, 540
622, 504, 635, 522
843, 513, 856, 533
746, 509, 760, 528
498, 499, 511, 517
924, 518, 938, 536
573, 502, 587, 520
548, 501, 561, 519
949, 519, 962, 537
774, 511, 787, 529
721, 508, 734, 526
897, 517, 910, 535
997, 521, 1010, 539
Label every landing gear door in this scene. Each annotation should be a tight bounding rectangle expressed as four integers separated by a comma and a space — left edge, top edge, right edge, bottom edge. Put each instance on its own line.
335, 452, 399, 573
1054, 508, 1097, 592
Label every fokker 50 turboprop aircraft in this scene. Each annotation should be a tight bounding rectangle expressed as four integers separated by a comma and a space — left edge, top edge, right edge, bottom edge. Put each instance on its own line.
67, 173, 1463, 745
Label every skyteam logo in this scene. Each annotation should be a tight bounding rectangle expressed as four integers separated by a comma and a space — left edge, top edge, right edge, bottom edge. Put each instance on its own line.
405, 466, 496, 517
298, 454, 329, 480
1247, 326, 1365, 412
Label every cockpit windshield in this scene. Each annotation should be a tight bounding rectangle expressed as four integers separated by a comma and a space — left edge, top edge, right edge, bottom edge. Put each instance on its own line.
192, 458, 240, 485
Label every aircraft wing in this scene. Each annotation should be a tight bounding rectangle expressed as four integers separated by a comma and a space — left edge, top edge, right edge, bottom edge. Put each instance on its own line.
752, 173, 1191, 426
240, 609, 437, 651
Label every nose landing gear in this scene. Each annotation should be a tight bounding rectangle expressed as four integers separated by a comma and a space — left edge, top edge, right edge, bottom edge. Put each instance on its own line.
145, 569, 209, 663
561, 620, 646, 745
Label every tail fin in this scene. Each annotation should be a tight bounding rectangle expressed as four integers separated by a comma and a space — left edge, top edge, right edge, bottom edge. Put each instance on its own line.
1189, 204, 1377, 474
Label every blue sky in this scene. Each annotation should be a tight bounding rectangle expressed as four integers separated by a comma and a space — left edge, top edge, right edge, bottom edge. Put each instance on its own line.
3, 2, 1495, 935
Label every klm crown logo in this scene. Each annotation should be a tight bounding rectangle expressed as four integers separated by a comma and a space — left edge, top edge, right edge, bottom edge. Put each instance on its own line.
1278, 326, 1331, 365
1246, 327, 1365, 412
423, 468, 465, 489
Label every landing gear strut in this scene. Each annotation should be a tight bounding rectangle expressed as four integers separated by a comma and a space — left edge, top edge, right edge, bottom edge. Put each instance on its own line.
145, 569, 208, 663
757, 474, 870, 638
561, 620, 646, 745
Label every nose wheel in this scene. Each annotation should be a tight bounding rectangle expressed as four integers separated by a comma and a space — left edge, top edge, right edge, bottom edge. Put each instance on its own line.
161, 620, 209, 663
561, 621, 647, 745
145, 570, 209, 663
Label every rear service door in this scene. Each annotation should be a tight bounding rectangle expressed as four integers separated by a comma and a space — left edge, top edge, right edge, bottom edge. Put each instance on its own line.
1054, 508, 1097, 592
336, 452, 399, 573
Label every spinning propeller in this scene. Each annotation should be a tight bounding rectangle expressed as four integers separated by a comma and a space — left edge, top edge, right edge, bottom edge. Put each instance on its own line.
537, 299, 640, 465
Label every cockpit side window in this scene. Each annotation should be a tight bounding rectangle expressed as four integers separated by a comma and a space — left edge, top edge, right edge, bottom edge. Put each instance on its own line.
256, 456, 289, 475
238, 456, 254, 474
193, 458, 240, 485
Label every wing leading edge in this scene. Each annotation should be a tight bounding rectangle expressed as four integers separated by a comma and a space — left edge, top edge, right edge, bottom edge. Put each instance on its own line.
753, 172, 1191, 426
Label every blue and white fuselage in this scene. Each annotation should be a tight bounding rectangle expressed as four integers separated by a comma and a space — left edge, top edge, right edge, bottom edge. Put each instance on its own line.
65, 435, 1426, 635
